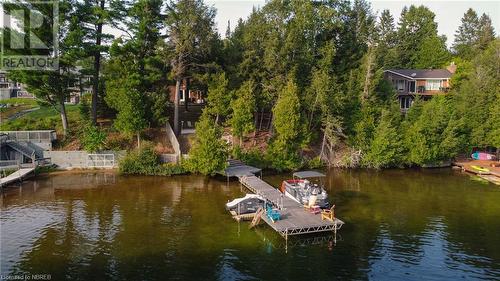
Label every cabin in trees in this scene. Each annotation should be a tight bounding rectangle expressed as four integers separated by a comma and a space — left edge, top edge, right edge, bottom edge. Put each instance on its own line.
168, 79, 205, 105
384, 63, 456, 112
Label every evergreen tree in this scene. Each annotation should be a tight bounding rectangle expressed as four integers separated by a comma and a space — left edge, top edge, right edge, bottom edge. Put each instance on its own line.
186, 115, 228, 175
396, 5, 449, 68
415, 35, 450, 68
267, 78, 303, 171
74, 0, 125, 124
363, 106, 404, 168
478, 13, 496, 50
166, 0, 218, 135
105, 0, 165, 145
3, 1, 78, 136
378, 9, 396, 47
454, 39, 499, 149
453, 8, 480, 59
206, 72, 231, 123
228, 81, 255, 146
404, 96, 463, 165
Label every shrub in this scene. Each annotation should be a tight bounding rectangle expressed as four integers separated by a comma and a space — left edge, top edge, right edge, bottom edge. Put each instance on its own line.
232, 146, 269, 169
119, 143, 186, 176
81, 124, 107, 152
185, 116, 228, 175
306, 156, 324, 169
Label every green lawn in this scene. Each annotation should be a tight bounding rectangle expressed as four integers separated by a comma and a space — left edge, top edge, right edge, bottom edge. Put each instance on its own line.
0, 104, 82, 134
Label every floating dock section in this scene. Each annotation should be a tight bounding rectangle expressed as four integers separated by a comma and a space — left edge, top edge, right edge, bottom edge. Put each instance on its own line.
224, 160, 344, 238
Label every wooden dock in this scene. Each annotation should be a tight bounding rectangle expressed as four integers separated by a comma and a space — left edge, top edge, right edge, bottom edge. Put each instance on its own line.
224, 160, 344, 238
453, 159, 500, 185
239, 175, 344, 237
0, 167, 35, 187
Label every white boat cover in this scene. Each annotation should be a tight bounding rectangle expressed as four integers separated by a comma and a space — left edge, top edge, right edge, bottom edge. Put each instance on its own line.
226, 194, 264, 208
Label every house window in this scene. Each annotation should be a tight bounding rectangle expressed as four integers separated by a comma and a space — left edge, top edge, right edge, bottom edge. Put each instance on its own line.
180, 89, 185, 102
400, 97, 412, 109
426, 79, 441, 91
409, 81, 416, 93
395, 80, 405, 91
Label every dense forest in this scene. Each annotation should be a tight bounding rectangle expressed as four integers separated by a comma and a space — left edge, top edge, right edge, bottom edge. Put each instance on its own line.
2, 0, 499, 174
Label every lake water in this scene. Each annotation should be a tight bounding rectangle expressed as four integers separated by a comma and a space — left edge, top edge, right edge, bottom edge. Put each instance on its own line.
1, 169, 499, 281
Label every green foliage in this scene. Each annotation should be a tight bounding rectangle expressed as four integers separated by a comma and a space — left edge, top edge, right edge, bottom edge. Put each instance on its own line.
403, 96, 464, 165
453, 39, 500, 149
186, 116, 228, 175
119, 143, 186, 176
414, 35, 451, 68
81, 124, 106, 152
363, 107, 404, 168
453, 8, 481, 59
0, 105, 81, 134
267, 78, 303, 171
206, 72, 231, 121
306, 156, 324, 169
0, 98, 38, 106
232, 146, 269, 169
396, 5, 450, 68
79, 96, 91, 122
228, 80, 255, 143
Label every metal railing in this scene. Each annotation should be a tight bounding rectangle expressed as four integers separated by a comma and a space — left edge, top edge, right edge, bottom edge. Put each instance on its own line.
87, 154, 115, 168
0, 160, 20, 167
1, 130, 57, 143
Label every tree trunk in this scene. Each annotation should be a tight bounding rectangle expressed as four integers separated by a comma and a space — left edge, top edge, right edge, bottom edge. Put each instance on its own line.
362, 47, 374, 102
174, 79, 181, 136
60, 99, 69, 137
215, 113, 219, 124
137, 132, 140, 149
268, 112, 274, 135
91, 0, 105, 125
308, 90, 320, 130
184, 78, 190, 112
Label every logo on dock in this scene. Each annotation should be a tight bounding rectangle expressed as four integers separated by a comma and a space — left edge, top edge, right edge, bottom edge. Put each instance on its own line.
1, 1, 59, 70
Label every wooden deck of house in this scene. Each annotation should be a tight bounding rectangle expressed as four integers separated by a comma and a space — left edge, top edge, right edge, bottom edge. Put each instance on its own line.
224, 160, 344, 238
453, 159, 500, 185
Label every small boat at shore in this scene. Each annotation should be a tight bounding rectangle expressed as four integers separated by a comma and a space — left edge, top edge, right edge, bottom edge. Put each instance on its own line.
280, 171, 330, 209
471, 152, 497, 161
226, 194, 265, 219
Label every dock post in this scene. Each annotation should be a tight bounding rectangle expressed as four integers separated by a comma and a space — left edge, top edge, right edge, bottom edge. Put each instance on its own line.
285, 229, 288, 253
334, 222, 337, 244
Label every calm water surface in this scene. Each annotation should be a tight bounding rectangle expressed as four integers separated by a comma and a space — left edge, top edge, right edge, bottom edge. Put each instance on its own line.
1, 169, 499, 281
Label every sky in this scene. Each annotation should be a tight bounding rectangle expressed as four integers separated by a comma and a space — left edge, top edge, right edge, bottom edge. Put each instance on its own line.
207, 0, 500, 46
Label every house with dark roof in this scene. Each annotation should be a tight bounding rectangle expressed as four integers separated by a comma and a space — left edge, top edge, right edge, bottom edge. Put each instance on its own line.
384, 63, 456, 111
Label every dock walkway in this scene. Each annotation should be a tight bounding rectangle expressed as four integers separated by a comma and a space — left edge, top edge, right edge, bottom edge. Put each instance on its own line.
0, 167, 35, 187
224, 160, 344, 238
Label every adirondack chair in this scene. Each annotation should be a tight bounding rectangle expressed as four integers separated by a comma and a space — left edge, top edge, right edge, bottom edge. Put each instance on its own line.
266, 204, 281, 223
321, 205, 335, 221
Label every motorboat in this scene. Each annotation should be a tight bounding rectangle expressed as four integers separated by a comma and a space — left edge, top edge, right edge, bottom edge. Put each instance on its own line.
280, 171, 330, 208
226, 194, 265, 215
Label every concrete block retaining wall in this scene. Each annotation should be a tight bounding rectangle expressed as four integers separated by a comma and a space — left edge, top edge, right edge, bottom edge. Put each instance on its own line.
164, 123, 181, 163
44, 151, 124, 169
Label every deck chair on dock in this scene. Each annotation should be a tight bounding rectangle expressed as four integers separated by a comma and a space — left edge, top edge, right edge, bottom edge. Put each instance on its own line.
304, 195, 321, 214
321, 205, 335, 221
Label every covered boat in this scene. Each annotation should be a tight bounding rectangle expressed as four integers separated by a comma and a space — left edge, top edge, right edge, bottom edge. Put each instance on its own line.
280, 171, 330, 208
226, 194, 265, 215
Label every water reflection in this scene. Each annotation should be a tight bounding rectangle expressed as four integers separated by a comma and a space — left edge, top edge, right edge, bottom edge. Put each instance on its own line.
1, 170, 499, 280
